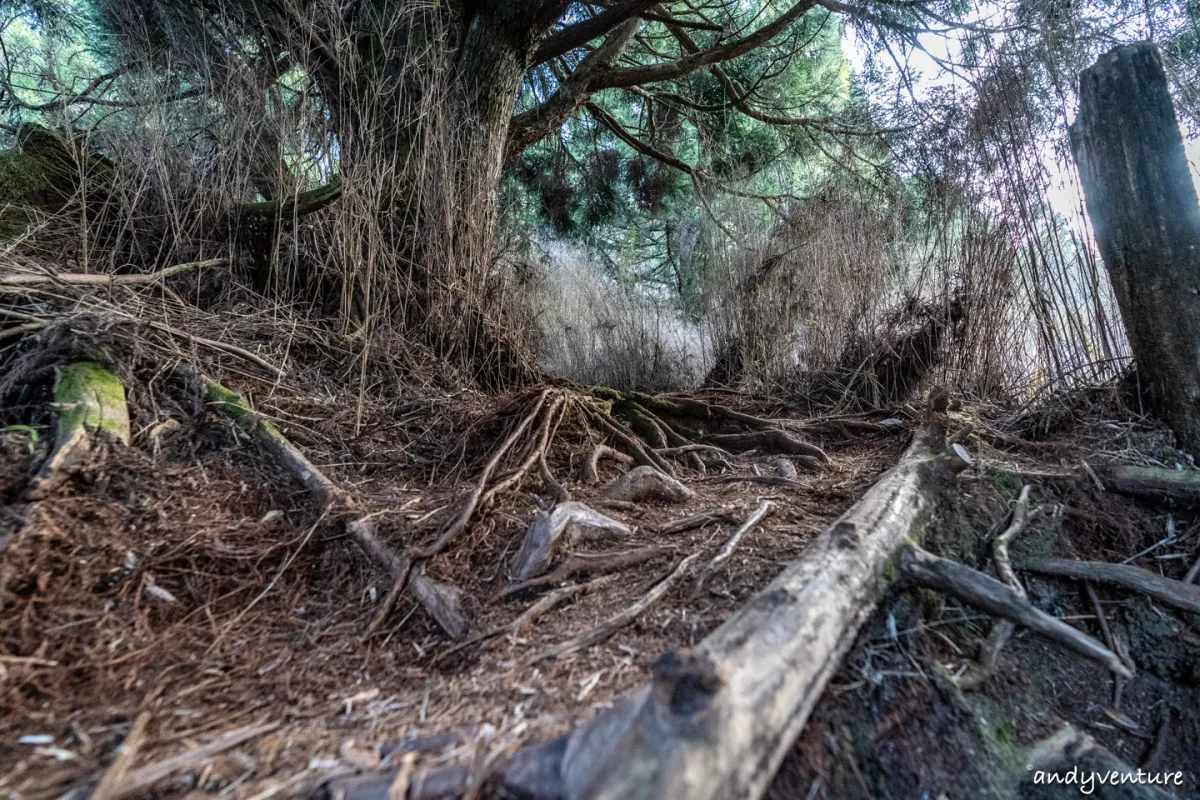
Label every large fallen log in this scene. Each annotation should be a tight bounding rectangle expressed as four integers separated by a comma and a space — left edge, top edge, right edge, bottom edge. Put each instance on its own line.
1023, 558, 1200, 615
515, 424, 964, 800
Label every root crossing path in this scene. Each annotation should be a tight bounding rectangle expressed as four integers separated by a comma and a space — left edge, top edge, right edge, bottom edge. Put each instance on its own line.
2, 380, 1181, 800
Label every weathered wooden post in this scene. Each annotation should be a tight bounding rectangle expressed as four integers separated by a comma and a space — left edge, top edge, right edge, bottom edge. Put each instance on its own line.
1069, 42, 1200, 453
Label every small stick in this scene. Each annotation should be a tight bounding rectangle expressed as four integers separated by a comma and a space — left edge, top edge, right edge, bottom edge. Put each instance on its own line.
901, 546, 1133, 679
1023, 559, 1200, 615
91, 721, 279, 800
1084, 581, 1125, 709
436, 575, 617, 663
657, 511, 739, 535
152, 320, 284, 378
1183, 549, 1200, 584
499, 546, 671, 600
689, 501, 773, 600
0, 258, 226, 286
91, 712, 151, 800
526, 552, 702, 664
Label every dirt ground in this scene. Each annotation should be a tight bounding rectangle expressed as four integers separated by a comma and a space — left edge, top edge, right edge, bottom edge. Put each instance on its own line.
2, 366, 1199, 800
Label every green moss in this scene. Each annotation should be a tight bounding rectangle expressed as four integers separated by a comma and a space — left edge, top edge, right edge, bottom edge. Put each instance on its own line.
205, 379, 281, 440
55, 362, 130, 445
204, 380, 250, 415
589, 386, 625, 403
986, 467, 1021, 500
883, 561, 897, 582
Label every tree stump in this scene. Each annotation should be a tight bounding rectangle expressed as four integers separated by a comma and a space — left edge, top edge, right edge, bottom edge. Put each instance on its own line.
1069, 42, 1200, 453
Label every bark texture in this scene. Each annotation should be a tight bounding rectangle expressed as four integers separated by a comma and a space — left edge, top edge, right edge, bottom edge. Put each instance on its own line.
1069, 42, 1200, 453
537, 426, 960, 800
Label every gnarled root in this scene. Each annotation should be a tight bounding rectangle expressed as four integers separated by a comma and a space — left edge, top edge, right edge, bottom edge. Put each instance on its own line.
509, 502, 632, 581
705, 430, 827, 463
604, 465, 694, 504
584, 444, 634, 484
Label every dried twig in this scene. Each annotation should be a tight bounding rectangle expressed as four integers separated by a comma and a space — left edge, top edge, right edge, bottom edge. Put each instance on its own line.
526, 552, 702, 664
500, 546, 670, 600
688, 500, 773, 600
91, 721, 279, 800
91, 712, 151, 800
0, 258, 226, 286
436, 575, 618, 664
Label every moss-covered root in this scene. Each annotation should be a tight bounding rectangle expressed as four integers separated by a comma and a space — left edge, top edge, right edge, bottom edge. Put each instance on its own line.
205, 377, 470, 640
30, 362, 130, 494
204, 379, 342, 506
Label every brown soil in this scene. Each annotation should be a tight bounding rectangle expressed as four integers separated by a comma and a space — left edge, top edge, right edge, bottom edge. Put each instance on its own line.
1, 372, 1198, 800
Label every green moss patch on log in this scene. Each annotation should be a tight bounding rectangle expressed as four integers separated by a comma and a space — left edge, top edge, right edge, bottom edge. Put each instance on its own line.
55, 362, 131, 446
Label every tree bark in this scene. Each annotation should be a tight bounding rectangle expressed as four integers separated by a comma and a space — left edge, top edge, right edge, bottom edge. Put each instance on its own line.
541, 426, 962, 800
1069, 42, 1200, 453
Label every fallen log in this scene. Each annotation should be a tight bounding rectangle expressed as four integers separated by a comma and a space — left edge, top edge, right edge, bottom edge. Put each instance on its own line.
1022, 558, 1200, 615
900, 546, 1131, 679
527, 424, 963, 800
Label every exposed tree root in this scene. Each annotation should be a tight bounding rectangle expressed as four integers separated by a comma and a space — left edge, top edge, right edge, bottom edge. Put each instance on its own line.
416, 389, 555, 559
584, 444, 633, 484
603, 465, 694, 504
500, 547, 671, 601
705, 430, 828, 461
1022, 559, 1200, 615
509, 502, 631, 581
688, 500, 773, 600
705, 474, 806, 490
900, 546, 1132, 679
525, 552, 702, 665
205, 379, 468, 639
959, 485, 1037, 688
657, 511, 740, 535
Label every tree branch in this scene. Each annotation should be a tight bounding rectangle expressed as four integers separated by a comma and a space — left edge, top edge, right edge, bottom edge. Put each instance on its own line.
592, 0, 818, 89
534, 0, 660, 64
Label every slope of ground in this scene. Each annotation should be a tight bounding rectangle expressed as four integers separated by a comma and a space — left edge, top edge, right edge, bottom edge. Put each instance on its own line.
1, 299, 1198, 800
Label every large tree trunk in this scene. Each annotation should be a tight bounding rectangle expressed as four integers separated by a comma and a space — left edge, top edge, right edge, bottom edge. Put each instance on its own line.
1069, 42, 1200, 453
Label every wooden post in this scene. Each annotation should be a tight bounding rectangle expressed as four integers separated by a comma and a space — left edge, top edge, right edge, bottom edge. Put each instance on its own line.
1069, 42, 1200, 453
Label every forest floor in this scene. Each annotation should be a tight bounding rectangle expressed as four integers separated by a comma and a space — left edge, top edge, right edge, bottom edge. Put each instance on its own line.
1, 298, 1199, 799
